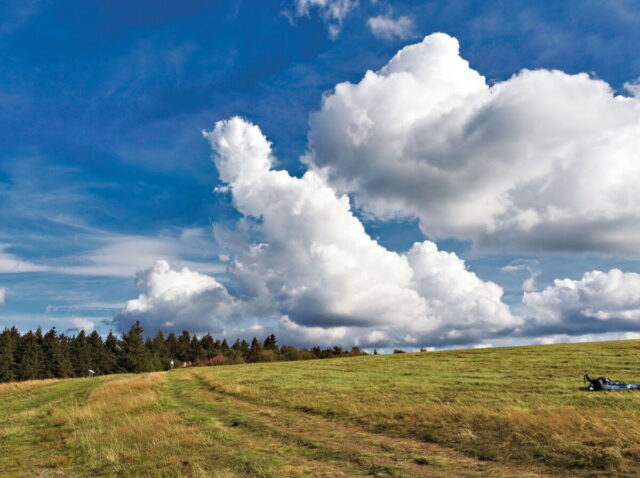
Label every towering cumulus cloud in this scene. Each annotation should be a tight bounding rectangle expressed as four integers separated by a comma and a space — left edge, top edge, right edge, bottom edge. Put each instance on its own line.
306, 33, 640, 253
200, 117, 518, 346
116, 116, 519, 347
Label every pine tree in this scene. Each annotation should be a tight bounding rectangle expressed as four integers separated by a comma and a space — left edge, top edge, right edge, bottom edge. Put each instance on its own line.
201, 334, 215, 359
0, 329, 17, 382
151, 331, 170, 369
165, 332, 180, 362
70, 330, 91, 377
15, 331, 42, 380
248, 337, 262, 363
263, 334, 278, 351
178, 330, 191, 361
221, 339, 230, 355
120, 321, 153, 373
87, 330, 106, 374
42, 328, 72, 378
190, 335, 203, 362
103, 331, 120, 374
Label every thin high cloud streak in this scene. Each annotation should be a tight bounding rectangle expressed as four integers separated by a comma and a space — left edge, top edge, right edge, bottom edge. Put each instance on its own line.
116, 117, 520, 347
306, 33, 640, 254
0, 230, 223, 277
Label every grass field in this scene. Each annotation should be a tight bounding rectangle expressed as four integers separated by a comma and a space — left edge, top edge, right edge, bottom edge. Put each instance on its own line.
1, 340, 640, 477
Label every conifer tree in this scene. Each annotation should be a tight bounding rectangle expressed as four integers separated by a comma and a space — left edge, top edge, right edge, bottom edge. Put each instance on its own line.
42, 328, 72, 378
165, 332, 180, 361
220, 338, 230, 355
201, 334, 215, 359
120, 321, 153, 373
178, 330, 191, 361
15, 331, 42, 380
103, 331, 120, 374
190, 335, 203, 362
0, 329, 17, 382
71, 330, 91, 377
263, 334, 278, 351
87, 330, 106, 374
248, 337, 262, 363
151, 331, 170, 369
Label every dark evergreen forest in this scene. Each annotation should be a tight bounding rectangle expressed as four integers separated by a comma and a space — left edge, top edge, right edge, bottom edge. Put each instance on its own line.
0, 321, 366, 383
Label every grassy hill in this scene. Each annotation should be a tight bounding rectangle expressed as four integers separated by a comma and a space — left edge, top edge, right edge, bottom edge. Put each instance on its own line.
2, 340, 640, 477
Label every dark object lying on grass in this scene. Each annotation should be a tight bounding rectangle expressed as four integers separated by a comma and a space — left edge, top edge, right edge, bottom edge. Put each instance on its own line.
584, 374, 640, 391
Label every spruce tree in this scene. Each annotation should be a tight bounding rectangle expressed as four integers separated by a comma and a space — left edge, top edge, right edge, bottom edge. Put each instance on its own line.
263, 334, 278, 351
87, 330, 106, 374
190, 335, 203, 362
248, 337, 262, 363
103, 331, 120, 374
42, 328, 72, 378
151, 331, 170, 369
201, 334, 215, 359
178, 330, 191, 361
120, 321, 153, 373
165, 332, 180, 362
0, 329, 16, 382
15, 331, 42, 380
70, 330, 91, 377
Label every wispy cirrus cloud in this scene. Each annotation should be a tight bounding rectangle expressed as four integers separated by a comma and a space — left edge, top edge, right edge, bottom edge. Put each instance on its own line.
0, 244, 50, 273
367, 12, 415, 41
284, 0, 358, 39
0, 228, 224, 278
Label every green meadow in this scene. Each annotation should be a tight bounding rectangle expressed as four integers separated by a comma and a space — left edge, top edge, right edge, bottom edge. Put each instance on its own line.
1, 340, 640, 477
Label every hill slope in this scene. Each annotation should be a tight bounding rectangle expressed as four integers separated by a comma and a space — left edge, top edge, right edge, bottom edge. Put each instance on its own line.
1, 340, 640, 477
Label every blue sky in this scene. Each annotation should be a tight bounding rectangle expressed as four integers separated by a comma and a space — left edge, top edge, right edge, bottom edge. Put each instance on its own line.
2, 0, 640, 349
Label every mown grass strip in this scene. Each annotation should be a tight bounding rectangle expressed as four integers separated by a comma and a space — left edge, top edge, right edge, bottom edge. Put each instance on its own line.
187, 368, 559, 478
0, 376, 115, 477
163, 372, 360, 477
190, 340, 640, 477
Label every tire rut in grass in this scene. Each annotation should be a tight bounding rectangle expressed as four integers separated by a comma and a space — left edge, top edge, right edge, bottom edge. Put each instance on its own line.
165, 371, 382, 477
0, 377, 114, 477
187, 369, 561, 478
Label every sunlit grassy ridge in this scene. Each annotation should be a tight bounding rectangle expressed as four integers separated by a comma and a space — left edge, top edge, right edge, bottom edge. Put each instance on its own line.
1, 340, 639, 477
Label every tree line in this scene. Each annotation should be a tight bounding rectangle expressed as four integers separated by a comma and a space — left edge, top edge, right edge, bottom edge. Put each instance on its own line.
0, 321, 366, 383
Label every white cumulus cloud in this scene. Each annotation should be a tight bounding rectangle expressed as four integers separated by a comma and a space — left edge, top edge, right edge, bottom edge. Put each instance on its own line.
115, 116, 521, 346
525, 269, 640, 322
113, 260, 236, 335
306, 33, 640, 254
0, 287, 5, 305
367, 13, 415, 40
522, 269, 640, 337
201, 116, 518, 346
69, 318, 96, 332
